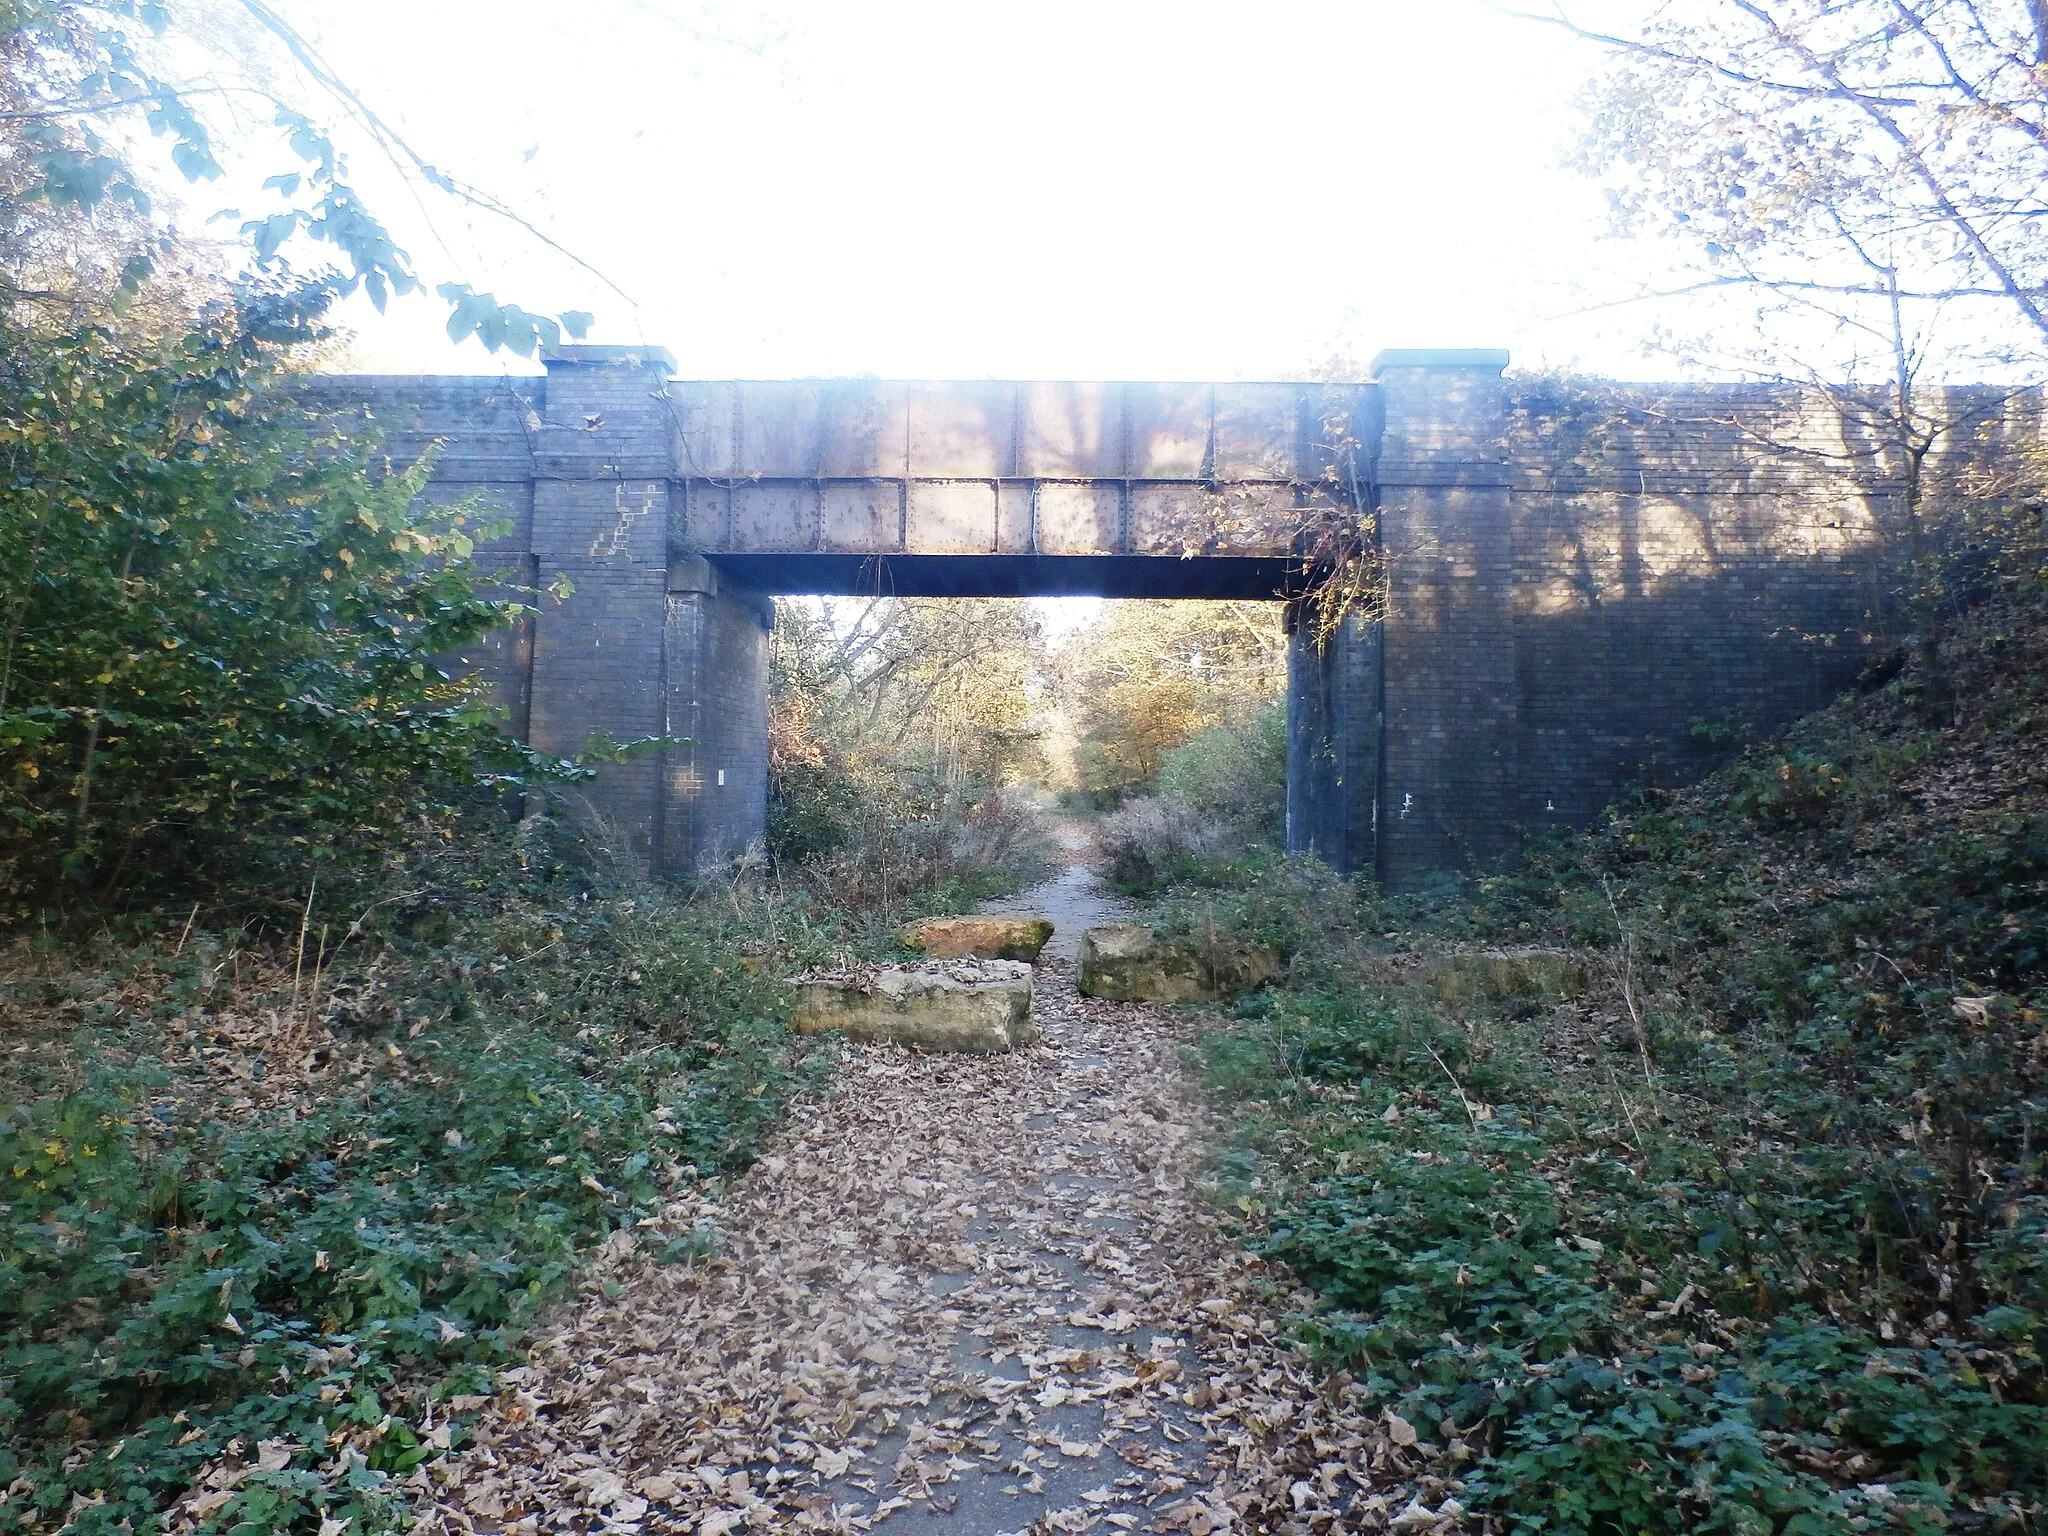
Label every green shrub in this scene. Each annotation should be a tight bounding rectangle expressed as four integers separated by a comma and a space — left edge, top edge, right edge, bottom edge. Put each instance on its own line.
1197, 600, 2048, 1531
1726, 748, 1849, 826
1096, 795, 1222, 894
1149, 850, 1367, 961
0, 280, 565, 911
1155, 699, 1288, 847
1207, 988, 2048, 1533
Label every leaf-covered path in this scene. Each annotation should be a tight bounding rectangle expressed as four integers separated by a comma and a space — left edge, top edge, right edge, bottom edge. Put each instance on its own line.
416, 888, 1389, 1535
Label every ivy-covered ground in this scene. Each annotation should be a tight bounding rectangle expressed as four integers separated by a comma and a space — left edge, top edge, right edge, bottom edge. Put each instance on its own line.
0, 815, 849, 1536
1186, 592, 2047, 1533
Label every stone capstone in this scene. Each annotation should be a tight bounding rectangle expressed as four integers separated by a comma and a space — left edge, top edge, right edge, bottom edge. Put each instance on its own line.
1425, 947, 1588, 1006
898, 914, 1054, 962
790, 959, 1037, 1053
1074, 924, 1279, 1004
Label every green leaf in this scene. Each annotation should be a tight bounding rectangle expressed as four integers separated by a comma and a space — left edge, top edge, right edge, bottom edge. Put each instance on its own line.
246, 212, 299, 266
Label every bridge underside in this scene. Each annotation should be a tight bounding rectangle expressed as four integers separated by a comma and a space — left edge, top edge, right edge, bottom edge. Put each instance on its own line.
708, 553, 1299, 600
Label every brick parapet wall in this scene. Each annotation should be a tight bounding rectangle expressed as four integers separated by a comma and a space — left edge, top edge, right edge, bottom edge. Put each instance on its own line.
301, 375, 544, 484
536, 352, 678, 483
1503, 378, 1919, 849
1307, 367, 2042, 889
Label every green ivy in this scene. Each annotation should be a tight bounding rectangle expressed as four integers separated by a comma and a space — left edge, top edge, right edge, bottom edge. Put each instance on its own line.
1198, 600, 2048, 1530
0, 835, 811, 1534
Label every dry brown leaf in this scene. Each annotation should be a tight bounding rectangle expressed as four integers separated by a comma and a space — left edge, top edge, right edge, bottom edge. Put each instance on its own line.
407, 945, 1390, 1532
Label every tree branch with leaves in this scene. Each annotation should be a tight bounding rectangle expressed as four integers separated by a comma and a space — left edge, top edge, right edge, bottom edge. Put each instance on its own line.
3, 0, 608, 349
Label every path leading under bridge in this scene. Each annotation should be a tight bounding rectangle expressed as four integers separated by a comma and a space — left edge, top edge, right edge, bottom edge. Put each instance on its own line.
411, 836, 1391, 1535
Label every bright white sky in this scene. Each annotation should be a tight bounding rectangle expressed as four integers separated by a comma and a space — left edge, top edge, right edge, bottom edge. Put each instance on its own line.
211, 0, 1660, 381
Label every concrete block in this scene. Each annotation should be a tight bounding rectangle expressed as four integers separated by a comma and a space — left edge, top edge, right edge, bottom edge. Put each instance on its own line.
900, 915, 1053, 962
791, 960, 1037, 1053
1425, 948, 1589, 1006
1075, 925, 1278, 1003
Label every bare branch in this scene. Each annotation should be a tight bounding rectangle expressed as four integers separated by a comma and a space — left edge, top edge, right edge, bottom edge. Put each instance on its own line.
1726, 0, 2048, 343
1493, 2, 1919, 104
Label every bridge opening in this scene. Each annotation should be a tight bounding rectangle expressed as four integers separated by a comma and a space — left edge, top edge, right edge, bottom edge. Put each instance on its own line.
759, 591, 1291, 904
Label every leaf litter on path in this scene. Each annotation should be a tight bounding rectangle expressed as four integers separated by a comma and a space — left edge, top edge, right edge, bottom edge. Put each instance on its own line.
412, 962, 1410, 1534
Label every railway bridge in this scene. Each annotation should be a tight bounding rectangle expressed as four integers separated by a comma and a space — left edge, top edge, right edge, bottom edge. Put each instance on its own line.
309, 346, 1902, 888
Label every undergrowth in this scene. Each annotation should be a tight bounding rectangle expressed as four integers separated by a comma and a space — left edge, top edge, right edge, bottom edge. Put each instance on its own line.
0, 811, 830, 1536
1190, 592, 2048, 1532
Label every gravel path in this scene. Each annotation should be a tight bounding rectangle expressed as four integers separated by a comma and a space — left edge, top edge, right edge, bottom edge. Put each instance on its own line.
416, 892, 1392, 1535
976, 823, 1135, 964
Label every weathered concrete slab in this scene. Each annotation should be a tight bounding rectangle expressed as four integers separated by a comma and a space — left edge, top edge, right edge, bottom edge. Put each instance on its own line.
791, 960, 1037, 1053
1075, 925, 1278, 1004
900, 915, 1054, 962
1425, 948, 1588, 1007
